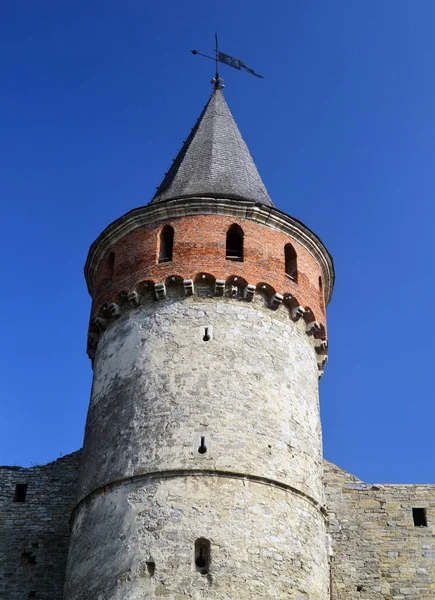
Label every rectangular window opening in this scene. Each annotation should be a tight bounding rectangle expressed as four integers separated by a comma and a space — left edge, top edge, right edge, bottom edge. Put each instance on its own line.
413, 507, 427, 527
14, 483, 28, 502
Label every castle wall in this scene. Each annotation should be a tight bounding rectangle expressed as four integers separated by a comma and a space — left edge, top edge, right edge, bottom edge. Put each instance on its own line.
324, 461, 435, 600
0, 452, 80, 600
65, 291, 329, 599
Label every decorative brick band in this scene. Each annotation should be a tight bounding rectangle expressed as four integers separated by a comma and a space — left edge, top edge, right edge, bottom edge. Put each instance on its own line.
88, 212, 329, 333
87, 274, 328, 377
85, 198, 334, 304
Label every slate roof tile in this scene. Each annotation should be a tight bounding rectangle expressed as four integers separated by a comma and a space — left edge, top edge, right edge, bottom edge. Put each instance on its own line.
151, 89, 273, 207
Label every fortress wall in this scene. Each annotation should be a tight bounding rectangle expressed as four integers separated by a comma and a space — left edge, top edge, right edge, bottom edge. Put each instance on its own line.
324, 460, 435, 600
0, 451, 80, 600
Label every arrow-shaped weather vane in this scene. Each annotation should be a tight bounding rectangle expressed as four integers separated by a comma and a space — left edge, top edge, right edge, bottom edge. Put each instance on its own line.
192, 34, 264, 89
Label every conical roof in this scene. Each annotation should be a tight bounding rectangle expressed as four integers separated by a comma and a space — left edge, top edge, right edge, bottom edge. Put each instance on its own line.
151, 89, 273, 207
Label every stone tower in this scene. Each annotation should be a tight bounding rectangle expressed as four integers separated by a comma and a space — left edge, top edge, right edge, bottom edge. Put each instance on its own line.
64, 86, 334, 600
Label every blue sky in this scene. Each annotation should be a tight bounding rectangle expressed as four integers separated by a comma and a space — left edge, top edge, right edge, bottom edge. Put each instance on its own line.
1, 1, 434, 483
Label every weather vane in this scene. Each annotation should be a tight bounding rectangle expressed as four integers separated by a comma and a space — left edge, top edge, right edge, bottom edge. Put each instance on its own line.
192, 34, 264, 89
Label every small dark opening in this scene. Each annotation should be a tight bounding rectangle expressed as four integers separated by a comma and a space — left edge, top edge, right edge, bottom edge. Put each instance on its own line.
29, 593, 36, 599
159, 225, 174, 263
31, 543, 39, 548
21, 551, 36, 565
203, 327, 211, 342
413, 508, 427, 526
14, 483, 28, 502
357, 585, 363, 592
194, 538, 210, 574
146, 561, 155, 577
226, 224, 244, 262
198, 436, 207, 454
284, 244, 298, 282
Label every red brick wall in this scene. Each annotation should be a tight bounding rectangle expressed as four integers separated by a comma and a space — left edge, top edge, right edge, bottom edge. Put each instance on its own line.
90, 214, 327, 330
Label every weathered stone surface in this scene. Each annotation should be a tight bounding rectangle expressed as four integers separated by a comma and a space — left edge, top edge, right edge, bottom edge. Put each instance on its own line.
324, 461, 435, 600
66, 293, 328, 599
0, 452, 80, 600
65, 476, 328, 600
78, 294, 324, 503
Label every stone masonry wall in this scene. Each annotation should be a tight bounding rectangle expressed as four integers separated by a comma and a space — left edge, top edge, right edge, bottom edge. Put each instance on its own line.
65, 290, 329, 599
66, 474, 328, 600
324, 460, 435, 600
0, 451, 80, 600
79, 291, 324, 502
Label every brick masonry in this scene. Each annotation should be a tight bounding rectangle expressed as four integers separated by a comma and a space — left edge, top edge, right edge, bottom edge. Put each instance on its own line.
90, 214, 327, 331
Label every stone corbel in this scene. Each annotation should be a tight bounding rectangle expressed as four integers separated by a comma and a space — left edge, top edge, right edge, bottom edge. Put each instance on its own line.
183, 279, 194, 296
243, 284, 256, 302
214, 280, 225, 296
315, 339, 328, 354
229, 285, 238, 298
88, 331, 100, 348
127, 291, 141, 307
270, 293, 283, 310
92, 317, 107, 332
291, 306, 305, 322
306, 321, 321, 336
107, 302, 121, 318
154, 282, 166, 300
86, 346, 96, 360
317, 355, 328, 370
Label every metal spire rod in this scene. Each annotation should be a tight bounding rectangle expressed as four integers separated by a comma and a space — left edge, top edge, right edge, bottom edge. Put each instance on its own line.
192, 34, 264, 86
215, 33, 219, 85
191, 34, 224, 90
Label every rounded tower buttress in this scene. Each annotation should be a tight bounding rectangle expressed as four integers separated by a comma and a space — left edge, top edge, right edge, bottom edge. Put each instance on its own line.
64, 89, 334, 600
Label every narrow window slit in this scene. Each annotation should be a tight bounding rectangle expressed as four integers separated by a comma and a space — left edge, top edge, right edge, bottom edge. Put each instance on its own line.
284, 243, 298, 282
146, 561, 155, 576
104, 252, 115, 288
413, 508, 427, 526
14, 483, 28, 502
198, 436, 207, 454
203, 327, 211, 342
226, 224, 244, 262
158, 225, 174, 263
194, 538, 210, 574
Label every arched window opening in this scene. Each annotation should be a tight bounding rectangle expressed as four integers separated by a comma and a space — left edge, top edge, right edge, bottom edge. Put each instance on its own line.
159, 226, 174, 263
284, 244, 298, 282
103, 252, 115, 288
319, 276, 325, 310
226, 224, 244, 262
194, 538, 210, 575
